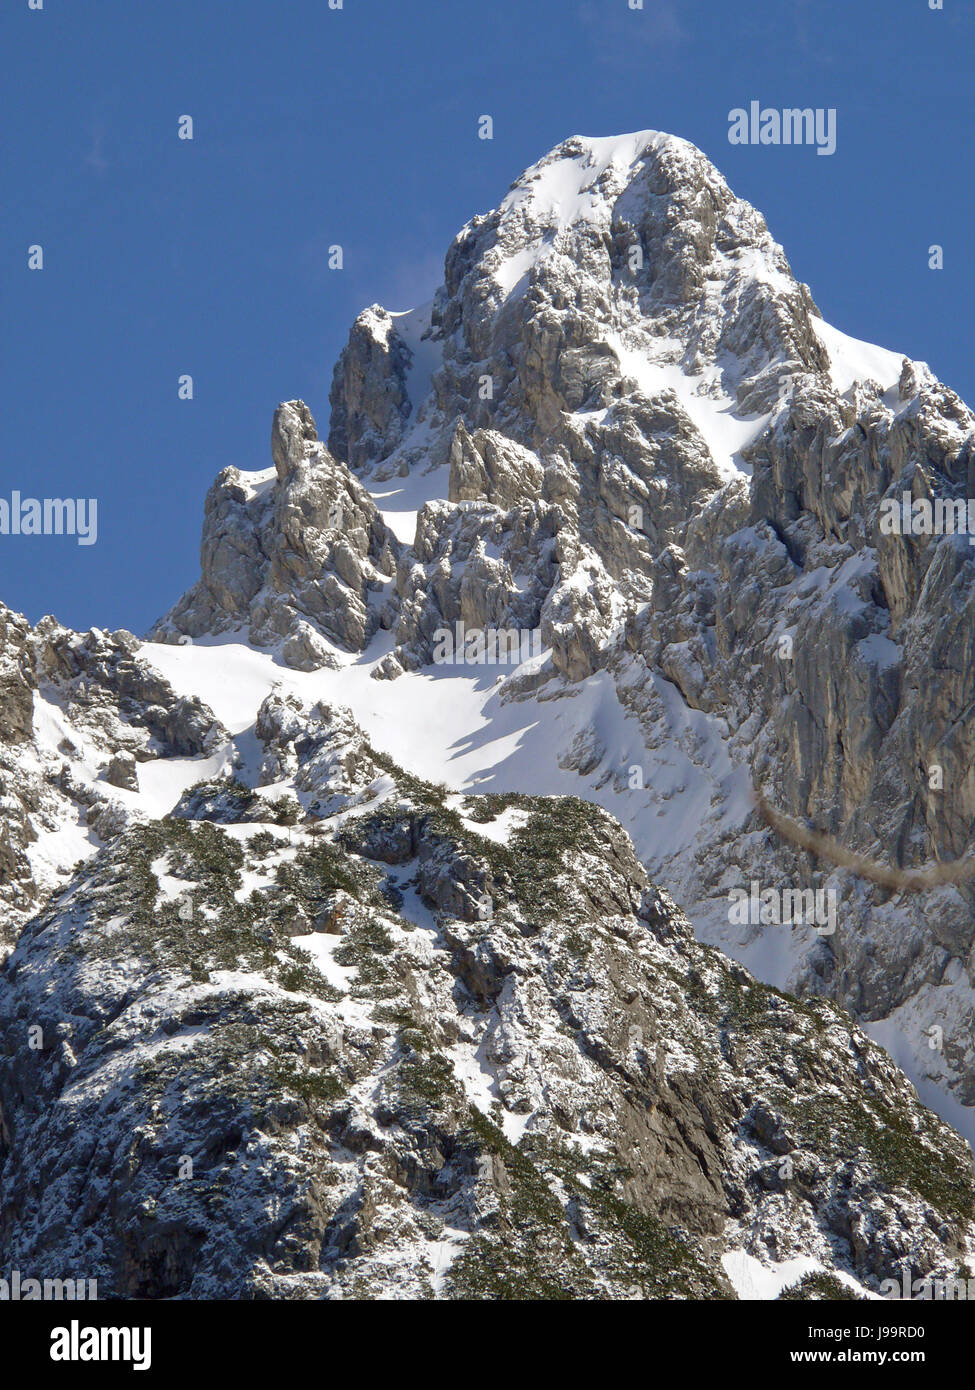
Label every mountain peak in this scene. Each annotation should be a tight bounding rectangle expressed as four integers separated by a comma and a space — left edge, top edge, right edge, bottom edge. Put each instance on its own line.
326, 127, 830, 490
5, 123, 975, 1303
498, 129, 698, 224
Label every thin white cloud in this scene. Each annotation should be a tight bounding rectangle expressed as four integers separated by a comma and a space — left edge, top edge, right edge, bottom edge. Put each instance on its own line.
578, 0, 687, 63
83, 123, 110, 177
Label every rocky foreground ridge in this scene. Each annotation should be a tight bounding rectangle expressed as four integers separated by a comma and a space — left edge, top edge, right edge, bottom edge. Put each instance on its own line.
1, 690, 973, 1298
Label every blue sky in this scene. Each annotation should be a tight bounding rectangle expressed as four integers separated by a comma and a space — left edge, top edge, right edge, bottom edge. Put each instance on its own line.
3, 0, 972, 634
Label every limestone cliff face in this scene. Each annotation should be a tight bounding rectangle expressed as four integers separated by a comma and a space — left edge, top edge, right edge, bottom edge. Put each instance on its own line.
320, 134, 832, 679
161, 134, 837, 684
628, 361, 975, 1085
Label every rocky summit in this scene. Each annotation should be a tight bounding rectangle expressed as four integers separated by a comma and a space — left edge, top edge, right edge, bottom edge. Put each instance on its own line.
3, 131, 975, 1300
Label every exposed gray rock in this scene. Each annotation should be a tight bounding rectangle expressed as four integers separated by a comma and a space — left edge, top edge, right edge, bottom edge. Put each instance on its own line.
0, 607, 227, 948
104, 752, 138, 792
31, 618, 224, 759
153, 401, 399, 666
328, 307, 414, 471
0, 605, 34, 746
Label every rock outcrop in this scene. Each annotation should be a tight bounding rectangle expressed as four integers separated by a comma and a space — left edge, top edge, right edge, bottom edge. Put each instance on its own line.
153, 401, 398, 667
0, 603, 226, 948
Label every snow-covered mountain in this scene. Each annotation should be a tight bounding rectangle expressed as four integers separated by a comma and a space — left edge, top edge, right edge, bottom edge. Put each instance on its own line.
3, 130, 975, 1299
